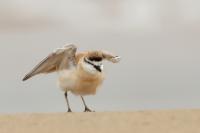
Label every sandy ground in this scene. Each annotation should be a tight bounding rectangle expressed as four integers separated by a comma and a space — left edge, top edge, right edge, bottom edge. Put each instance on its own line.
0, 110, 200, 133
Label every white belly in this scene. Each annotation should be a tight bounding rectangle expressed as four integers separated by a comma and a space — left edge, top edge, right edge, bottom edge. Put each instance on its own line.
57, 63, 104, 95
58, 69, 77, 92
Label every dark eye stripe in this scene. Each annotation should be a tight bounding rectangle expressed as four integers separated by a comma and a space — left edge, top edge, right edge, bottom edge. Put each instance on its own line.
84, 58, 102, 72
89, 57, 102, 62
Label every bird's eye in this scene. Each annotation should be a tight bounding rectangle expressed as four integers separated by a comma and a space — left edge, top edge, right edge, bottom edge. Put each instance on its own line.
89, 57, 102, 62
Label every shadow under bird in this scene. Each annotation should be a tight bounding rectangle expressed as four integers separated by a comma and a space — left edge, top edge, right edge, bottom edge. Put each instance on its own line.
22, 44, 121, 112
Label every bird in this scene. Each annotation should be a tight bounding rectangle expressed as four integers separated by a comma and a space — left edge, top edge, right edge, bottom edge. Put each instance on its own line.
22, 44, 121, 112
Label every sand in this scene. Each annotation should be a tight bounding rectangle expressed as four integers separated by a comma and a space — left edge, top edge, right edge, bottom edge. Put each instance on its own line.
0, 110, 200, 133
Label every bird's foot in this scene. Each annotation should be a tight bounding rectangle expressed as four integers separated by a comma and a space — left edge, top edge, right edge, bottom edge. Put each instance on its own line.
67, 108, 72, 112
84, 107, 95, 112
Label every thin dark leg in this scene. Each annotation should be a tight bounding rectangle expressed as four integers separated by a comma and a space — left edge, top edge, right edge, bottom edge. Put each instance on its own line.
64, 92, 72, 112
81, 96, 94, 112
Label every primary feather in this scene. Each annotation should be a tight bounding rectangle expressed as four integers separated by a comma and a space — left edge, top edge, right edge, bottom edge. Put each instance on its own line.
22, 44, 77, 81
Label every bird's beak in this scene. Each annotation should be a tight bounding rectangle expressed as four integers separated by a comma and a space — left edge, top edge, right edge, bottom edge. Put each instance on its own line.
94, 65, 102, 72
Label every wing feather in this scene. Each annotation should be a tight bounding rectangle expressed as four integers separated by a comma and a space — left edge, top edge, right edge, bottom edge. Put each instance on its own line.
22, 44, 77, 81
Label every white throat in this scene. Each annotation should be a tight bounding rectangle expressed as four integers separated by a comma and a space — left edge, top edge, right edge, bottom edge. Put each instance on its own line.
82, 59, 103, 75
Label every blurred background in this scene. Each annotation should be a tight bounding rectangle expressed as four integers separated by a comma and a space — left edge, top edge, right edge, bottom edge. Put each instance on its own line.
0, 0, 200, 113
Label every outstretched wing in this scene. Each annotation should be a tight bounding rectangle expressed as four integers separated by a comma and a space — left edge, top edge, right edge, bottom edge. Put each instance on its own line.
87, 51, 121, 63
101, 51, 121, 63
22, 44, 77, 81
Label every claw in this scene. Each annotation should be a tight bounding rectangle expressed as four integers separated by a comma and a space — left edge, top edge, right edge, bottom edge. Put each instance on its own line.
67, 108, 72, 112
84, 107, 95, 112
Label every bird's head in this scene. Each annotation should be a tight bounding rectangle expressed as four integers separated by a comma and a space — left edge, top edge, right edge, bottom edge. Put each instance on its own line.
81, 51, 121, 74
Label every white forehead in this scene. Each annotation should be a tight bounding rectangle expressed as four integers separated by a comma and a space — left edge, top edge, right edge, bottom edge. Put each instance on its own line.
92, 61, 103, 66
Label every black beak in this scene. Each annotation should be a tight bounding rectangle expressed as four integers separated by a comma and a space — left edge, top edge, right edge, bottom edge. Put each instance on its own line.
84, 58, 102, 72
94, 65, 102, 72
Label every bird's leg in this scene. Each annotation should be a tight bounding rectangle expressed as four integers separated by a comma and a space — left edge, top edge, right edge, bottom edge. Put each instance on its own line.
81, 96, 94, 112
64, 92, 72, 112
